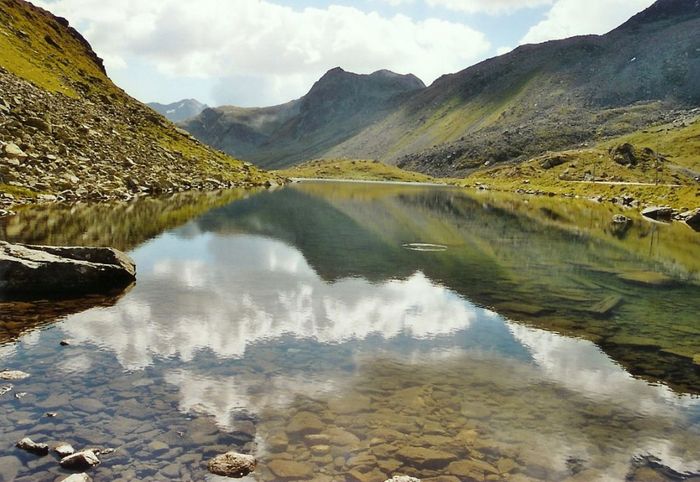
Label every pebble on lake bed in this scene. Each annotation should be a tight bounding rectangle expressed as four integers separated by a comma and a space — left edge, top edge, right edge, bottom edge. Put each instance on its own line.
207, 451, 257, 478
60, 474, 92, 482
385, 477, 422, 482
54, 443, 76, 457
16, 437, 49, 455
60, 450, 101, 469
0, 370, 30, 380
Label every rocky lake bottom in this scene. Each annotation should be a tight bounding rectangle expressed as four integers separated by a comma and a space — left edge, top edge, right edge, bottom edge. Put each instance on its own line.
1, 182, 699, 481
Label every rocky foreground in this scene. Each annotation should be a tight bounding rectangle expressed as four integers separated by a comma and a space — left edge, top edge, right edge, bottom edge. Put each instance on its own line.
0, 241, 136, 297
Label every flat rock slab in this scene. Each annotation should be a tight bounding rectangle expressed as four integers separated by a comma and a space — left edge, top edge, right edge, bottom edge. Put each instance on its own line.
0, 241, 135, 298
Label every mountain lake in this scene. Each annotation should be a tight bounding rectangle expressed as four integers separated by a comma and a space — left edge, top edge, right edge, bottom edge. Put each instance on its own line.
1, 181, 699, 482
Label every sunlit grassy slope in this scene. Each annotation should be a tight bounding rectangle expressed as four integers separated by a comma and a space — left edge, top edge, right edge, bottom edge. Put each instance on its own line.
276, 159, 439, 183
0, 0, 274, 193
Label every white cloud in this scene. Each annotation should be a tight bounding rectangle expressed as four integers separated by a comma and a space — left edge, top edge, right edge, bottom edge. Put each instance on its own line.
426, 0, 554, 15
36, 0, 491, 105
521, 0, 655, 44
496, 45, 513, 56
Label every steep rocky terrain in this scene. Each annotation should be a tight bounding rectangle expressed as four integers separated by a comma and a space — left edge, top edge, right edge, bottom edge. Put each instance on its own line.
328, 0, 700, 176
148, 99, 208, 123
182, 0, 700, 178
0, 0, 275, 212
183, 68, 425, 168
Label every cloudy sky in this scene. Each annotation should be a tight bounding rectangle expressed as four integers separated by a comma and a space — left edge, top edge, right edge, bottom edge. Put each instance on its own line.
37, 0, 655, 107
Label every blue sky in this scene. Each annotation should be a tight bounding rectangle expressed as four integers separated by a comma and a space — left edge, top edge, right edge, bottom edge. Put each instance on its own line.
37, 0, 655, 107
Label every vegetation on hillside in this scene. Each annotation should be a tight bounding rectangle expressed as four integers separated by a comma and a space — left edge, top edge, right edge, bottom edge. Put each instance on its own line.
276, 159, 439, 183
464, 113, 700, 210
0, 0, 275, 208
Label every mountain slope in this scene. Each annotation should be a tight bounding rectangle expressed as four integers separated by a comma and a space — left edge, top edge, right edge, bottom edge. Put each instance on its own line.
148, 99, 208, 123
180, 0, 699, 177
182, 68, 425, 169
0, 0, 273, 207
327, 0, 700, 175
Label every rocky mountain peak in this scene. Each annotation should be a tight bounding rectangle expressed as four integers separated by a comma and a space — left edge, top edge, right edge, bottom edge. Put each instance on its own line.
620, 0, 700, 28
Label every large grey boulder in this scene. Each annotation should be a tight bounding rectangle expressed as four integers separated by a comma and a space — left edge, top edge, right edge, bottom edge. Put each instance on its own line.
0, 242, 135, 297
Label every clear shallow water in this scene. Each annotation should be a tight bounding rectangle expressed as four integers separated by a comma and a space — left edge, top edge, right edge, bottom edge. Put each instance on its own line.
0, 182, 699, 481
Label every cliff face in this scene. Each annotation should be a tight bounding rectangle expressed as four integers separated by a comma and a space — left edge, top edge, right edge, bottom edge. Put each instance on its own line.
0, 0, 275, 210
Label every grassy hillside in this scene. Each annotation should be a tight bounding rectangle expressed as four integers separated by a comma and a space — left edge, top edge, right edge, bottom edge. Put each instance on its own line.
464, 113, 700, 210
321, 0, 700, 176
276, 159, 439, 183
0, 0, 275, 207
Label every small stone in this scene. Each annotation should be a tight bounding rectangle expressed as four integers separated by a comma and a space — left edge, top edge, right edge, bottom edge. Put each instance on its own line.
60, 450, 101, 469
396, 447, 457, 469
0, 370, 30, 380
286, 411, 324, 435
207, 451, 256, 478
147, 440, 169, 455
310, 445, 331, 456
16, 437, 49, 455
60, 474, 92, 482
385, 477, 421, 482
0, 384, 12, 397
15, 392, 27, 399
46, 412, 58, 418
3, 143, 27, 159
612, 214, 631, 224
60, 340, 71, 346
267, 459, 313, 479
54, 443, 76, 457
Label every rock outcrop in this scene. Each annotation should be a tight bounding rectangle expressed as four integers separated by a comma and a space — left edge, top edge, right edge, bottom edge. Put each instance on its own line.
0, 241, 136, 297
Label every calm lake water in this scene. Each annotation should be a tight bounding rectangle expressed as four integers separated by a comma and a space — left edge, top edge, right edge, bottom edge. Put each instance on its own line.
1, 182, 699, 482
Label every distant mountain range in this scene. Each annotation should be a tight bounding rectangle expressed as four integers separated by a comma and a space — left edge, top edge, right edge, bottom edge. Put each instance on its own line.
148, 99, 208, 123
182, 68, 425, 168
181, 0, 700, 175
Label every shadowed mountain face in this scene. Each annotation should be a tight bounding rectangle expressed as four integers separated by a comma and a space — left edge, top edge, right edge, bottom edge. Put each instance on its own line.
182, 68, 426, 168
329, 0, 700, 175
183, 0, 700, 175
148, 99, 208, 123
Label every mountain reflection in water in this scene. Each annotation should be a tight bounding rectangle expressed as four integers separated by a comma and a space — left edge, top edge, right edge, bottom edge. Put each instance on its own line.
0, 182, 698, 481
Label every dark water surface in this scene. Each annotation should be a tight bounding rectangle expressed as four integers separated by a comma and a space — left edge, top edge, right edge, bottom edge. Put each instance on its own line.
1, 182, 699, 481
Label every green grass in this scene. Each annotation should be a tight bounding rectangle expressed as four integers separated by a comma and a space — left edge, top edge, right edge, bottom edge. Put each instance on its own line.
463, 115, 700, 210
599, 114, 700, 172
0, 183, 38, 199
0, 0, 112, 97
276, 159, 439, 183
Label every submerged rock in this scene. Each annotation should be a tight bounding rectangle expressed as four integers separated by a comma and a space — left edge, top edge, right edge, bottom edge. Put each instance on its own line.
267, 459, 313, 479
395, 446, 457, 469
207, 451, 256, 478
0, 370, 30, 380
0, 241, 136, 297
60, 474, 92, 482
60, 450, 101, 470
54, 443, 76, 457
588, 295, 624, 318
16, 437, 49, 455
